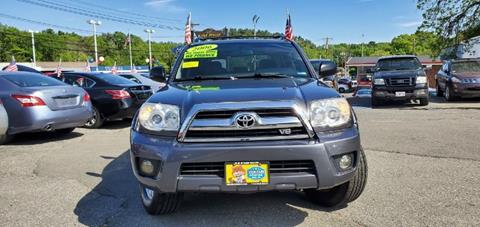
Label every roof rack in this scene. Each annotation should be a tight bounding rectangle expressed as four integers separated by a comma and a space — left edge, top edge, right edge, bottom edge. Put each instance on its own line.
196, 35, 285, 42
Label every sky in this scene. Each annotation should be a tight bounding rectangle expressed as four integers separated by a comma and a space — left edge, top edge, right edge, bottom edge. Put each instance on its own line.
1, 0, 424, 45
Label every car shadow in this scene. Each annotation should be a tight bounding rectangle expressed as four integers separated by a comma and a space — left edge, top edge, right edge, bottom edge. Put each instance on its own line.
4, 131, 84, 146
428, 93, 480, 104
74, 151, 343, 226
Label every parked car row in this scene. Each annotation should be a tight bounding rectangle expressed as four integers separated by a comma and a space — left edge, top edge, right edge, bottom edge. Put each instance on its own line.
0, 66, 168, 144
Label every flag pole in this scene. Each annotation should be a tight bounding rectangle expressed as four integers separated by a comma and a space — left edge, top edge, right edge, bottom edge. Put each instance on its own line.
128, 32, 133, 71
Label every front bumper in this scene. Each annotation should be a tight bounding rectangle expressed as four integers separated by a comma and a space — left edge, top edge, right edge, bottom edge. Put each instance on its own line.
130, 127, 362, 193
372, 84, 428, 100
452, 83, 480, 98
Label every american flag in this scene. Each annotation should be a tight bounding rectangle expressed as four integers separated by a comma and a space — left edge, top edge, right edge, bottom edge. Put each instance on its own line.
285, 13, 293, 41
111, 62, 118, 74
185, 12, 192, 45
54, 59, 62, 77
3, 56, 18, 72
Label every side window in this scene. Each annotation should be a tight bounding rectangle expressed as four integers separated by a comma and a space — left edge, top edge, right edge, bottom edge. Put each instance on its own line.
442, 63, 449, 73
63, 75, 95, 88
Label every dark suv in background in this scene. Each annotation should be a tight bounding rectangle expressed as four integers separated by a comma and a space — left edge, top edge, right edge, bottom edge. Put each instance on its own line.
436, 59, 480, 101
371, 55, 429, 106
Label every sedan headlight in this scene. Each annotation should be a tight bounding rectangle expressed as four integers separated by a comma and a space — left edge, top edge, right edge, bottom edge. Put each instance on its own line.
138, 103, 179, 131
373, 78, 385, 85
310, 98, 351, 130
416, 76, 427, 84
451, 77, 462, 83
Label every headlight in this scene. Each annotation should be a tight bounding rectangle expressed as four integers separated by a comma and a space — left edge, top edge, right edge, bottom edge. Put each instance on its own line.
373, 78, 385, 85
416, 76, 427, 84
310, 98, 351, 130
451, 77, 461, 83
138, 103, 179, 131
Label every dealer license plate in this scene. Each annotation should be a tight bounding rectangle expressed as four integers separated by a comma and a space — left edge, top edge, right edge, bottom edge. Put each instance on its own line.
225, 162, 269, 186
55, 98, 77, 107
395, 91, 406, 97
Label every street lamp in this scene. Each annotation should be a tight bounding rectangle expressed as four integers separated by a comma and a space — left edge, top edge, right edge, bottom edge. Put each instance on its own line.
144, 29, 155, 69
87, 19, 101, 70
252, 15, 260, 38
28, 30, 38, 67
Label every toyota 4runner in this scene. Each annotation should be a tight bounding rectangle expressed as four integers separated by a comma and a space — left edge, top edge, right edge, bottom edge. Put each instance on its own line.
371, 55, 429, 106
130, 37, 367, 214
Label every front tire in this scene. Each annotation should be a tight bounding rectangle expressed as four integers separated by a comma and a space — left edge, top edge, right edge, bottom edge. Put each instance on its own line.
338, 87, 346, 93
371, 97, 381, 107
84, 106, 104, 129
140, 184, 183, 215
305, 149, 368, 208
444, 85, 456, 102
436, 82, 444, 97
419, 98, 429, 106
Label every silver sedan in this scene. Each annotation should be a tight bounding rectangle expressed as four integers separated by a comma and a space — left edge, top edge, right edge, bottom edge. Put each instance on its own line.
0, 71, 93, 144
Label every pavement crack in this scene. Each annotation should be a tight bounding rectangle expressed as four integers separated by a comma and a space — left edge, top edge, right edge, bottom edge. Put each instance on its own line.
366, 148, 480, 162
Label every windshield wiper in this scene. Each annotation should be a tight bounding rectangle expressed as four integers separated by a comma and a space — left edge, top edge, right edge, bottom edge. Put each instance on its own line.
237, 72, 291, 79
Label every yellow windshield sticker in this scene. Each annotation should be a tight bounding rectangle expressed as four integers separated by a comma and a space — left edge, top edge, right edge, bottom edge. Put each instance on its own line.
184, 44, 218, 59
186, 85, 220, 91
182, 61, 199, 68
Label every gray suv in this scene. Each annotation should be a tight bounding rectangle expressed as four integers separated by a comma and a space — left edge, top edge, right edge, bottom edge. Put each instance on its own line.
130, 38, 367, 214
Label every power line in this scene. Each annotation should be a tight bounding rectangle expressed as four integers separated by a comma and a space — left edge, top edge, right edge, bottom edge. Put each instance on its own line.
59, 0, 182, 23
0, 13, 91, 34
17, 0, 182, 30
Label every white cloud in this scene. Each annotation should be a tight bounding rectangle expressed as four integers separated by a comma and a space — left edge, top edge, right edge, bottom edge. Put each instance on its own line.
397, 21, 422, 28
144, 0, 185, 12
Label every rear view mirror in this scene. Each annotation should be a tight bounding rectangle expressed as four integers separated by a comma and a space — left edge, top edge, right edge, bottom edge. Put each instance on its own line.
318, 61, 337, 78
150, 66, 166, 83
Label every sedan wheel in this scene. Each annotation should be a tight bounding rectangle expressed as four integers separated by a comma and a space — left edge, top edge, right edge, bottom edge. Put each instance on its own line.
84, 107, 104, 129
444, 85, 455, 101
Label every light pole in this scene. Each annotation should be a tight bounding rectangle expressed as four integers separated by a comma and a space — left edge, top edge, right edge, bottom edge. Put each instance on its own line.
144, 29, 155, 69
28, 30, 38, 67
252, 15, 260, 38
87, 19, 101, 69
361, 34, 365, 57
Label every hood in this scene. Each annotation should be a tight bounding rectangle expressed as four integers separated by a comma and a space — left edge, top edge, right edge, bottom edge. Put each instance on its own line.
148, 78, 340, 120
452, 71, 480, 79
374, 69, 423, 78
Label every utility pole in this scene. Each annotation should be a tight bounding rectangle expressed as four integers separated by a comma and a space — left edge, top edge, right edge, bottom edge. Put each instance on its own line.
28, 30, 38, 67
87, 19, 101, 70
361, 34, 365, 57
322, 37, 333, 57
144, 29, 155, 69
252, 15, 260, 38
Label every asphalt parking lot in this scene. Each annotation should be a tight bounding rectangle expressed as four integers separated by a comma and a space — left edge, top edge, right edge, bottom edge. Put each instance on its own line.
1, 95, 479, 227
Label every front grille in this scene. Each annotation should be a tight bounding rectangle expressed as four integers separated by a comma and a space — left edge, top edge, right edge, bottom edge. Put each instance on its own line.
183, 108, 310, 142
194, 108, 297, 119
386, 77, 414, 86
185, 127, 307, 138
180, 160, 316, 177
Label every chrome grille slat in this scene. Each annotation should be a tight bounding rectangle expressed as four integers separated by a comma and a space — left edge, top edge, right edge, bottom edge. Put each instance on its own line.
386, 77, 414, 86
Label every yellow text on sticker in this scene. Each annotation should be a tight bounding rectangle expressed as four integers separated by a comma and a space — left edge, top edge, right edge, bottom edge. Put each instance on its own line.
184, 44, 218, 59
182, 61, 199, 68
186, 44, 218, 52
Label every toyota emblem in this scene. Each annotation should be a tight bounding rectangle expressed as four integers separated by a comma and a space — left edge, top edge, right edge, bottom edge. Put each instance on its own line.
234, 113, 257, 129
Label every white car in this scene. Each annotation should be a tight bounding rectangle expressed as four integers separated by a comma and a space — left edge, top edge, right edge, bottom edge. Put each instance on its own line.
119, 73, 165, 92
0, 99, 9, 144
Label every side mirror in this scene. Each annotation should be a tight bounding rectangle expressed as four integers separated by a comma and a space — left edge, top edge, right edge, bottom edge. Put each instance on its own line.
150, 66, 166, 83
318, 61, 337, 78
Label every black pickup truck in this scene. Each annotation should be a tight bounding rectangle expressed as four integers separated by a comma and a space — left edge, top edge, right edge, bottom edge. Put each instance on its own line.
371, 55, 429, 106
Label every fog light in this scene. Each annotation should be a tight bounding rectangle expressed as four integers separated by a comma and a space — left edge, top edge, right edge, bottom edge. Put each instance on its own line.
140, 160, 155, 175
339, 154, 352, 170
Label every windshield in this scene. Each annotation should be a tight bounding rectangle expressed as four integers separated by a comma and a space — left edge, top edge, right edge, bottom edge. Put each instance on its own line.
2, 73, 65, 87
452, 61, 480, 73
376, 58, 421, 71
174, 42, 311, 81
95, 73, 138, 85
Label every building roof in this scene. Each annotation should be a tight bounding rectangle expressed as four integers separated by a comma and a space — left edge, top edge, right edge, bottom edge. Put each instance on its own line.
346, 56, 442, 66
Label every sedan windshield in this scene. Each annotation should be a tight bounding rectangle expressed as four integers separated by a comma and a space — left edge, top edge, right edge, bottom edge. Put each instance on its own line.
95, 73, 138, 85
452, 61, 480, 73
376, 58, 422, 71
2, 73, 65, 87
174, 42, 311, 81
